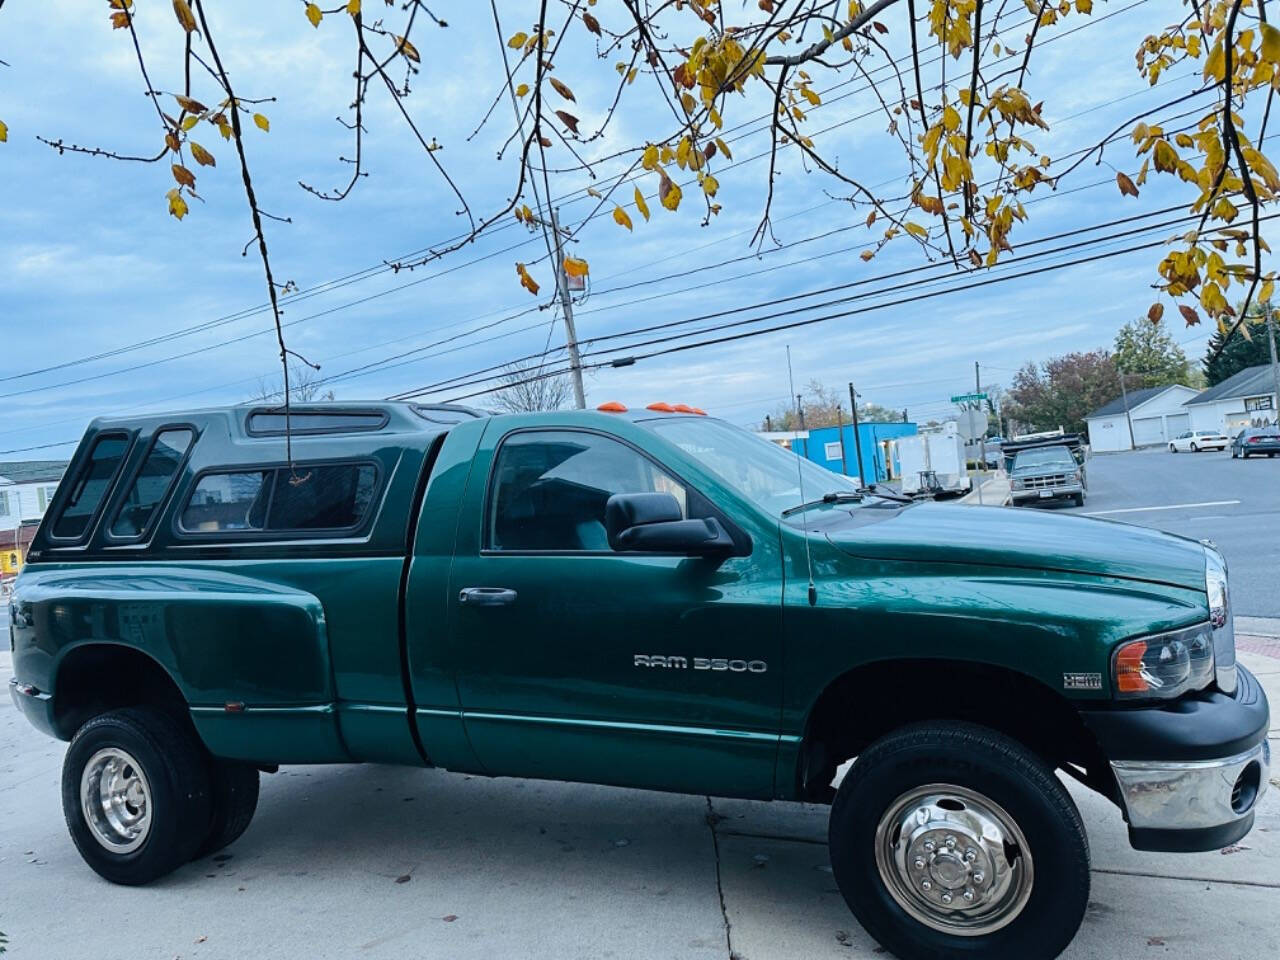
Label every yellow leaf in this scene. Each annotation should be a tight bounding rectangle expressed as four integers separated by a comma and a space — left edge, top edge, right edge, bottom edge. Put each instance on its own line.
701, 174, 719, 197
1261, 279, 1276, 302
172, 163, 196, 188
253, 113, 270, 132
190, 142, 215, 167
305, 3, 322, 28
634, 187, 650, 221
0, 119, 8, 143
521, 204, 534, 221
181, 115, 199, 131
904, 221, 928, 239
347, 0, 361, 14
715, 137, 732, 160
172, 0, 196, 32
563, 256, 589, 278
642, 144, 659, 170
860, 249, 875, 261
676, 136, 691, 169
942, 104, 961, 132
1204, 40, 1225, 82
515, 83, 530, 98
516, 262, 540, 295
801, 87, 821, 107
659, 173, 682, 211
396, 36, 421, 62
508, 31, 528, 49
613, 205, 634, 231
1263, 23, 1280, 64
166, 187, 188, 220
217, 120, 232, 140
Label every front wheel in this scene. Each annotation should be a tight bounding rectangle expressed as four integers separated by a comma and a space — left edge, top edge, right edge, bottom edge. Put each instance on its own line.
829, 722, 1089, 960
61, 707, 211, 885
1169, 443, 1177, 453
1190, 442, 1199, 452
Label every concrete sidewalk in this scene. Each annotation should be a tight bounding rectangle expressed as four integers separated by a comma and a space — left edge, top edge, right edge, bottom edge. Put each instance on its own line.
959, 473, 1011, 505
2, 640, 1277, 960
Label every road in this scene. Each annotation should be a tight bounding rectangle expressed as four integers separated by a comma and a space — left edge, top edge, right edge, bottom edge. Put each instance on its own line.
1022, 446, 1280, 618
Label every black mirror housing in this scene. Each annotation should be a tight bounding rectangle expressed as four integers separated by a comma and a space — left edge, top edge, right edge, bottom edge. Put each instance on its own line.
605, 493, 735, 556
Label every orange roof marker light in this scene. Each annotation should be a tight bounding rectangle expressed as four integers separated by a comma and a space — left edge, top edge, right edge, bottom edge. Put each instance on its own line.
646, 402, 675, 412
690, 407, 707, 415
671, 403, 695, 413
597, 401, 628, 413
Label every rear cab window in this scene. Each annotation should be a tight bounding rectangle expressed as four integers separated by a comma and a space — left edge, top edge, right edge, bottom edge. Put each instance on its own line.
110, 428, 195, 539
49, 432, 132, 541
179, 462, 379, 536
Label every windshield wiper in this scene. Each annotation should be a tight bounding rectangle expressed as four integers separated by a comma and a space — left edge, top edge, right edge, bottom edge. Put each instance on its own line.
854, 484, 914, 504
781, 490, 864, 517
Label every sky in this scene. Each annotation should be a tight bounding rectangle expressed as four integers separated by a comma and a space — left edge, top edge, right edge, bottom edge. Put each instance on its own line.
0, 0, 1269, 458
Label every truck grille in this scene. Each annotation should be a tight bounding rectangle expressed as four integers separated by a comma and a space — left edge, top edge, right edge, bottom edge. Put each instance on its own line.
1025, 474, 1068, 488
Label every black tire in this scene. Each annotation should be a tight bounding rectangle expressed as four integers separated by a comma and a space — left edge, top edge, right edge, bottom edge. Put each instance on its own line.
1169, 444, 1176, 453
1072, 493, 1085, 508
829, 722, 1089, 960
196, 759, 260, 859
1190, 442, 1199, 452
62, 707, 211, 885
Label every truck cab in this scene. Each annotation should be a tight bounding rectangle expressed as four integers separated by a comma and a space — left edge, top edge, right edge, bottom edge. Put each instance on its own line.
8, 402, 1269, 960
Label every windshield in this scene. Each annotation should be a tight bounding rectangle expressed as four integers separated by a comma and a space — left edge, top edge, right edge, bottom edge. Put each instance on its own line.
1011, 445, 1077, 473
647, 417, 859, 516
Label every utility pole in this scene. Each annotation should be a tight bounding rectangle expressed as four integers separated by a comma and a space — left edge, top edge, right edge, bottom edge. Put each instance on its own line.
836, 404, 848, 476
848, 382, 865, 486
1267, 302, 1280, 428
975, 361, 986, 505
1118, 366, 1136, 450
548, 208, 586, 409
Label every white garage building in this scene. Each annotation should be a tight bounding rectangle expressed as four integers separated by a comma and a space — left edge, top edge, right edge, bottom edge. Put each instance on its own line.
1184, 363, 1279, 433
1084, 384, 1202, 452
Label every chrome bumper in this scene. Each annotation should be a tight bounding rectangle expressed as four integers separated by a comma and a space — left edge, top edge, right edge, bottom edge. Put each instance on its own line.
1111, 740, 1270, 840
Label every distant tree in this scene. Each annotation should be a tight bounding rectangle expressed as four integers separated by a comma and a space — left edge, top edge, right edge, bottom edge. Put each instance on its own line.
762, 380, 899, 431
491, 361, 572, 413
251, 362, 334, 403
1203, 311, 1275, 385
1113, 319, 1195, 388
1004, 350, 1120, 434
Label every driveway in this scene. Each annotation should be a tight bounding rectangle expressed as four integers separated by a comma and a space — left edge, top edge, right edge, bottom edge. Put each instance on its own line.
2, 641, 1278, 960
1008, 445, 1280, 617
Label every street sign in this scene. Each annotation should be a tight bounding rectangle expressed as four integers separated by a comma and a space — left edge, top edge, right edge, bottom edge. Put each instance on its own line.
951, 392, 988, 404
957, 407, 987, 440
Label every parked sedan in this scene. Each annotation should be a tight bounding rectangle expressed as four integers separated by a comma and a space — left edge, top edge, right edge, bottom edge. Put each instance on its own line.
1231, 427, 1280, 458
1168, 430, 1229, 453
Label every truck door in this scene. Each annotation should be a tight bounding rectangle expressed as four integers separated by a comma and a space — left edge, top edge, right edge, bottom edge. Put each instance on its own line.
446, 424, 784, 799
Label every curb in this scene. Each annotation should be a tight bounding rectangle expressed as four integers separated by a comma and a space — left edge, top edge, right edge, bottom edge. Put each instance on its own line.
1236, 616, 1280, 639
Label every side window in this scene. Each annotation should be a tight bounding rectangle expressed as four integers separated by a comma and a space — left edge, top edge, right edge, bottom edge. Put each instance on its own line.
179, 462, 378, 535
488, 431, 686, 552
110, 428, 195, 538
50, 433, 131, 540
181, 471, 270, 532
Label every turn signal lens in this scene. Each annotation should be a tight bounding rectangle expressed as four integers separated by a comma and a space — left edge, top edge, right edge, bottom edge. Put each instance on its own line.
1114, 640, 1149, 694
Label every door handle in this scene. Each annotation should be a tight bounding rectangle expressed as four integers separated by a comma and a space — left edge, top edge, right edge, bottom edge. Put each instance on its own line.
458, 587, 518, 607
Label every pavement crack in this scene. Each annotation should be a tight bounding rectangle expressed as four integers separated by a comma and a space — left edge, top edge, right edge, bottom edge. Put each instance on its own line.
1092, 867, 1280, 890
705, 797, 736, 960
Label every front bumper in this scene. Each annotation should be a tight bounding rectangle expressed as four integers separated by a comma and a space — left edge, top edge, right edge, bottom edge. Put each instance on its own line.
1010, 482, 1083, 504
1082, 665, 1270, 852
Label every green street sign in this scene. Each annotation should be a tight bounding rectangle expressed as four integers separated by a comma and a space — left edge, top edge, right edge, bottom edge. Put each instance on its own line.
951, 392, 988, 404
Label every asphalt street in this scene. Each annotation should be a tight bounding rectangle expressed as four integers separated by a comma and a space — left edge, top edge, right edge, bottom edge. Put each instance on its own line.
1018, 445, 1280, 618
1, 642, 1278, 960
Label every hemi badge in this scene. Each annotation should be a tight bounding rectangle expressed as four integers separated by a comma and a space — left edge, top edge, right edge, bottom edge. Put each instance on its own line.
1063, 672, 1102, 691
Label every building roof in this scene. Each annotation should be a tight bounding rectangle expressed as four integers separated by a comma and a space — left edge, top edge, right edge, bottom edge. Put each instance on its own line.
0, 459, 70, 485
1184, 363, 1279, 405
1086, 385, 1171, 419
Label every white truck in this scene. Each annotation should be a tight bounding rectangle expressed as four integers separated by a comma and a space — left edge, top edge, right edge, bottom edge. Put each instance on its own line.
897, 423, 973, 498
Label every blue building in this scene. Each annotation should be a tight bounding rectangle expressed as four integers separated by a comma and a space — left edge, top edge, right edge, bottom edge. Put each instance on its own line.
793, 421, 917, 484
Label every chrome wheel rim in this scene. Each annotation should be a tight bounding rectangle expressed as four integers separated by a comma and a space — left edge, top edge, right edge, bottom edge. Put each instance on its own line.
80, 747, 152, 854
874, 783, 1033, 937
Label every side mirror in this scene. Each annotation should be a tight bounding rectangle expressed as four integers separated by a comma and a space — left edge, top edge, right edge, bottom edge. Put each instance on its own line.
605, 492, 735, 557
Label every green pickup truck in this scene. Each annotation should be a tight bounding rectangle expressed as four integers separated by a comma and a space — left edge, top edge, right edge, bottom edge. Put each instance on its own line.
8, 403, 1270, 960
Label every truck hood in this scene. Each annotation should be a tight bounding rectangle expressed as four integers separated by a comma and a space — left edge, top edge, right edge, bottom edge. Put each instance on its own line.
824, 502, 1207, 591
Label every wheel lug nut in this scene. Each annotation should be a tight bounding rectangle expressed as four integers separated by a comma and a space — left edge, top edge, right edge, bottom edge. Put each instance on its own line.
963, 889, 975, 902
940, 892, 953, 904
964, 848, 977, 862
921, 880, 932, 890
945, 836, 956, 849
973, 871, 984, 884
923, 840, 935, 852
914, 858, 925, 870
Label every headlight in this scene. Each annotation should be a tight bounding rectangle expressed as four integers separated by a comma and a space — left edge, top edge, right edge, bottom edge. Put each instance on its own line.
1011, 478, 1025, 489
1204, 546, 1237, 693
1113, 623, 1215, 699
